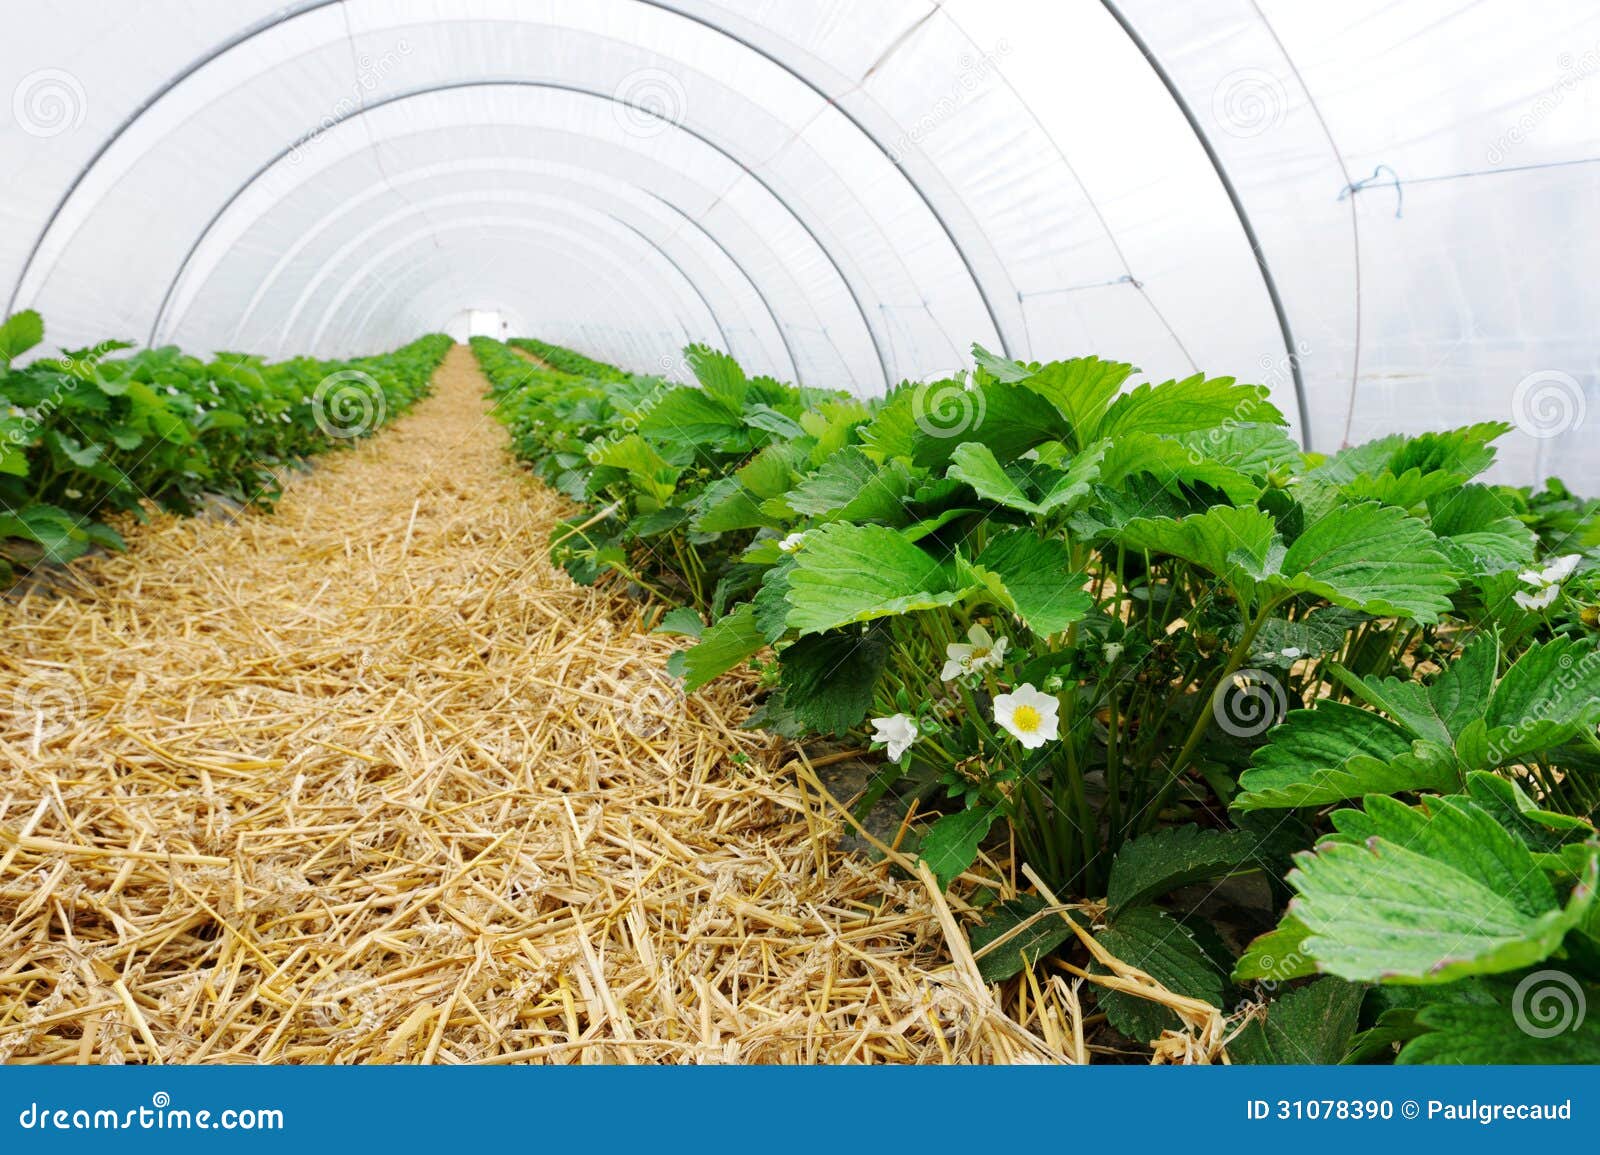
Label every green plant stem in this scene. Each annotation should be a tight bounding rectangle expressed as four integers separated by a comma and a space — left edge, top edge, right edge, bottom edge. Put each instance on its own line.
1164, 598, 1279, 792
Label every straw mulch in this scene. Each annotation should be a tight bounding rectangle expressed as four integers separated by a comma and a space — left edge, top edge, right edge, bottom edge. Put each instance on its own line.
1, 348, 1220, 1064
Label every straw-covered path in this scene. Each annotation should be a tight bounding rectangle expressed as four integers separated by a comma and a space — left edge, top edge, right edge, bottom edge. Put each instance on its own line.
0, 347, 1080, 1064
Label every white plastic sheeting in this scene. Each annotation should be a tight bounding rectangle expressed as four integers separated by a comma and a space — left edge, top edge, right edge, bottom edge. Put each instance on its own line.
1, 0, 1594, 485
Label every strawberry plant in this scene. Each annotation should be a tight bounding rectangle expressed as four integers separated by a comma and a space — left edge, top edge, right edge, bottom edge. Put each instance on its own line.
478, 334, 1599, 1063
509, 336, 632, 382
1, 310, 449, 576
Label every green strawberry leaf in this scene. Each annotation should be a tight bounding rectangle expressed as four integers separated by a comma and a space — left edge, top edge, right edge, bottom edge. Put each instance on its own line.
0, 309, 44, 366
651, 607, 704, 638
1233, 916, 1318, 983
920, 805, 998, 889
1485, 638, 1600, 761
1107, 825, 1279, 913
783, 522, 973, 636
1234, 703, 1460, 812
692, 477, 777, 533
0, 502, 90, 564
679, 603, 766, 692
1099, 374, 1283, 442
1092, 906, 1226, 1044
971, 342, 1039, 384
786, 447, 911, 524
970, 895, 1079, 982
946, 441, 1042, 513
1229, 978, 1366, 1065
1268, 501, 1458, 623
1097, 432, 1262, 504
637, 386, 743, 446
1114, 505, 1278, 607
1015, 355, 1135, 443
1399, 977, 1600, 1064
967, 529, 1091, 637
1285, 794, 1599, 983
776, 628, 890, 736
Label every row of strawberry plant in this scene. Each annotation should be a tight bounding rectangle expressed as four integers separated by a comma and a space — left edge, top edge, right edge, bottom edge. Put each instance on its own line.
0, 311, 450, 577
508, 336, 632, 382
474, 334, 1600, 1063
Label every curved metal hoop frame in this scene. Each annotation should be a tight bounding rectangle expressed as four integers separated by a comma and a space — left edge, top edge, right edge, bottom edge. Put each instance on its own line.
11, 0, 1023, 385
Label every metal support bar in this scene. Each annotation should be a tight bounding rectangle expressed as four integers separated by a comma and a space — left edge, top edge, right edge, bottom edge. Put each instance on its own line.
1100, 0, 1314, 450
605, 213, 732, 354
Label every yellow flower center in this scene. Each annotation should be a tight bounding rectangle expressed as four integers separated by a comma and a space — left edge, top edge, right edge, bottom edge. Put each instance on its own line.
1012, 704, 1041, 733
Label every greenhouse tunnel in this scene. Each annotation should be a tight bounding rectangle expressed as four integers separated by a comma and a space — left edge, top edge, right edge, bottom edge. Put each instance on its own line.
5, 0, 1600, 1074
5, 0, 1596, 486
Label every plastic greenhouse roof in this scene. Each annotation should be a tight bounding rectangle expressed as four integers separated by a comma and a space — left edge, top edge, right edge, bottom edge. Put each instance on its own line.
2, 0, 1595, 486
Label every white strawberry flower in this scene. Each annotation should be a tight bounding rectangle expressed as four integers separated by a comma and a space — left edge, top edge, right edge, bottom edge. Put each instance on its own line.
1519, 553, 1583, 588
1514, 552, 1584, 611
993, 683, 1060, 749
870, 713, 919, 762
777, 531, 807, 553
941, 624, 1009, 681
1514, 584, 1561, 612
